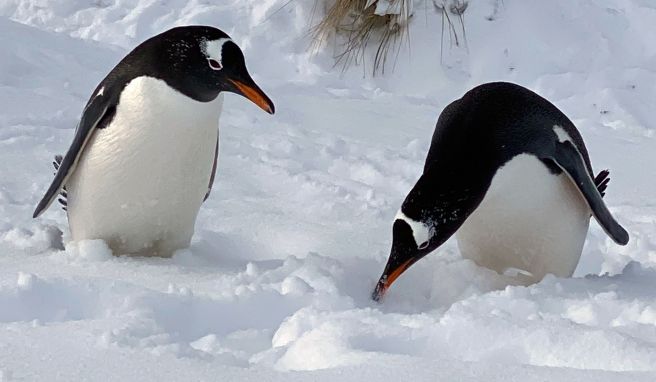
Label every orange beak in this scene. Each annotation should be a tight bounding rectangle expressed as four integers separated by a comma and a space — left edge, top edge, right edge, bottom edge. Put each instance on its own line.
229, 79, 275, 114
371, 257, 416, 302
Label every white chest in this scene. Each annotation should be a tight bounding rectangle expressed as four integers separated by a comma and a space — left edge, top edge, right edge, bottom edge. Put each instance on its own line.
456, 154, 591, 283
67, 76, 223, 256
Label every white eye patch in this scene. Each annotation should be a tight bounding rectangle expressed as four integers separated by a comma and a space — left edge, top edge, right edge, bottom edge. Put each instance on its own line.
201, 37, 232, 71
395, 210, 431, 248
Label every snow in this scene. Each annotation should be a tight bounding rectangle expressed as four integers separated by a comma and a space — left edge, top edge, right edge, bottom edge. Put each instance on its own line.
1, 0, 656, 380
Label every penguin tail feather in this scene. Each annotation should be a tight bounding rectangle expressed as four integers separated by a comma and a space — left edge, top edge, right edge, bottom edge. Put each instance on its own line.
594, 169, 610, 198
52, 155, 68, 211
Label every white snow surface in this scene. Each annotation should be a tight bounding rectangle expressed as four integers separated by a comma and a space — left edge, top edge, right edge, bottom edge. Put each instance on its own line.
1, 0, 656, 380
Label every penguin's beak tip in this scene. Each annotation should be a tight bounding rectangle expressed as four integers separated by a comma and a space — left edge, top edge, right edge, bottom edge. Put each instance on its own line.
229, 79, 275, 115
371, 280, 388, 302
372, 257, 416, 302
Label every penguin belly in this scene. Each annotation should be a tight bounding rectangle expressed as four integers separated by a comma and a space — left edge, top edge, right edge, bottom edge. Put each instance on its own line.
456, 153, 590, 283
67, 77, 222, 257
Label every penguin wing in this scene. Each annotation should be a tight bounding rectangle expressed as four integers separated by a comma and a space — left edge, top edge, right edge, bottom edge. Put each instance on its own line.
203, 137, 219, 202
549, 141, 629, 245
33, 90, 118, 218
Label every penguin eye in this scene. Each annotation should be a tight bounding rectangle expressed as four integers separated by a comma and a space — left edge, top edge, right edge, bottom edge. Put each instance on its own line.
207, 58, 222, 70
418, 241, 429, 250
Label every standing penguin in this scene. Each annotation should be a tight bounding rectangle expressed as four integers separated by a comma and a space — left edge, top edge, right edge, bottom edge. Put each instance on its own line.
372, 82, 629, 301
33, 26, 275, 257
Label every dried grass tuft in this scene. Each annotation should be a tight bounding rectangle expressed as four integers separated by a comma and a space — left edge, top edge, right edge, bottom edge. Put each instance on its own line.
433, 0, 469, 63
311, 0, 413, 75
312, 0, 471, 75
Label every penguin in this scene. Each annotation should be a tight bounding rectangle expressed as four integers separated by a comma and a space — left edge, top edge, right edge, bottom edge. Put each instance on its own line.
32, 25, 275, 257
372, 82, 629, 301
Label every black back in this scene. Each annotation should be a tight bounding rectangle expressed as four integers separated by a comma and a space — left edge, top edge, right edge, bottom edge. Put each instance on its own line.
424, 82, 592, 174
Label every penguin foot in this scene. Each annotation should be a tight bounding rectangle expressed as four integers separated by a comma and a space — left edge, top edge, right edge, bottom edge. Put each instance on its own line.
594, 169, 610, 197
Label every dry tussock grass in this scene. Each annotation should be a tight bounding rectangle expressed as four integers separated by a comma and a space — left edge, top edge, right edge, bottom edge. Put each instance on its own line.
311, 0, 412, 75
311, 0, 470, 75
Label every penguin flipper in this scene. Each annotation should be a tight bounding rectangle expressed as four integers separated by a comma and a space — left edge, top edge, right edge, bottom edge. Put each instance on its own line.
33, 90, 117, 218
204, 137, 219, 202
550, 141, 629, 245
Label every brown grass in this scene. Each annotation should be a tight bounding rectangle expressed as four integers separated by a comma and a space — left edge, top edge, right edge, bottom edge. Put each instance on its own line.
434, 0, 469, 63
311, 0, 412, 75
311, 0, 470, 75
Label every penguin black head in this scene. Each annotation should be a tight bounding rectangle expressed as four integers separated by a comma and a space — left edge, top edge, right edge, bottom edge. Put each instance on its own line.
371, 218, 435, 301
119, 25, 274, 113
371, 191, 479, 302
371, 162, 489, 302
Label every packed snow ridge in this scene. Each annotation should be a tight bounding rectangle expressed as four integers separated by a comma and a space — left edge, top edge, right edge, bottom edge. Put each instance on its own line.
1, 0, 656, 381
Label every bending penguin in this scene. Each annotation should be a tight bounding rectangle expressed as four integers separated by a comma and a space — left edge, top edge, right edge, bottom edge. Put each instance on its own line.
372, 82, 629, 301
33, 26, 275, 257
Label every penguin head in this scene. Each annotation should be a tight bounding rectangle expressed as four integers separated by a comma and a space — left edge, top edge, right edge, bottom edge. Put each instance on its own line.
372, 175, 484, 301
135, 26, 274, 113
371, 214, 456, 302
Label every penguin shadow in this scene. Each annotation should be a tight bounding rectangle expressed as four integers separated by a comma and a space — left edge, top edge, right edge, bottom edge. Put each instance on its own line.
573, 227, 615, 277
53, 227, 280, 275
171, 229, 282, 272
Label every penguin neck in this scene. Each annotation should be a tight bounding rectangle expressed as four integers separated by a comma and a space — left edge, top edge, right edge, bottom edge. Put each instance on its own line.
401, 171, 487, 240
